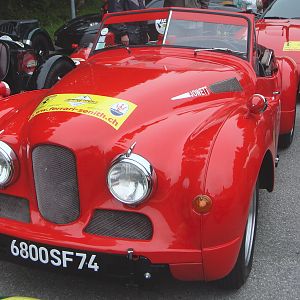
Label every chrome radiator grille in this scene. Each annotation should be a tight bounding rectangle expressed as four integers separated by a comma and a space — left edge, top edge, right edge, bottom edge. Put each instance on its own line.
0, 194, 30, 223
32, 145, 80, 224
0, 23, 14, 35
85, 210, 153, 240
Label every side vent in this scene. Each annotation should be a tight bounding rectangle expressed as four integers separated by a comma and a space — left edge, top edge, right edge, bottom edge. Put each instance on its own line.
210, 77, 243, 94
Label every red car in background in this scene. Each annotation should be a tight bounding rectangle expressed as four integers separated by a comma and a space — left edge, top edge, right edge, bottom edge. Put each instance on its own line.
256, 0, 300, 145
0, 8, 298, 289
257, 0, 300, 77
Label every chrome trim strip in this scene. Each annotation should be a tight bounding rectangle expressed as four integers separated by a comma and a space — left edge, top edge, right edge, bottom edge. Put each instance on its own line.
163, 10, 173, 45
126, 142, 136, 158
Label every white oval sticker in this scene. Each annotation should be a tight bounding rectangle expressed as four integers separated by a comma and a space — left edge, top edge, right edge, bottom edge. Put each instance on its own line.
155, 19, 167, 35
101, 27, 109, 35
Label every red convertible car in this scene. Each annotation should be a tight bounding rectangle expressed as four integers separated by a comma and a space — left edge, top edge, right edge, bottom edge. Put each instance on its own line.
257, 0, 300, 76
256, 0, 300, 146
0, 8, 298, 289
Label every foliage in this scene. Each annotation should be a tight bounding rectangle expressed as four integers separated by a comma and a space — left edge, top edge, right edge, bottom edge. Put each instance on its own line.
0, 0, 104, 37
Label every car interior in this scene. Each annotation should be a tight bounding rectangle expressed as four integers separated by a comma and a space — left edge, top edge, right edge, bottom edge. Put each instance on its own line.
256, 44, 277, 77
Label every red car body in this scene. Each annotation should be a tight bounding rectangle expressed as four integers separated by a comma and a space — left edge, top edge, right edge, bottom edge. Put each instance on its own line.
0, 8, 298, 288
256, 0, 300, 77
256, 0, 299, 140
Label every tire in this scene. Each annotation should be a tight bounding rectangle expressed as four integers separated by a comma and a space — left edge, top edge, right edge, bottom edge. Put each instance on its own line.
279, 126, 295, 149
43, 59, 75, 89
31, 33, 51, 56
218, 181, 259, 289
279, 103, 296, 149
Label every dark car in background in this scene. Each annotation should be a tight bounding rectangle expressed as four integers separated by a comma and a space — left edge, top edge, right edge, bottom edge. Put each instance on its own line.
0, 31, 74, 95
54, 13, 103, 53
0, 19, 54, 55
0, 35, 39, 94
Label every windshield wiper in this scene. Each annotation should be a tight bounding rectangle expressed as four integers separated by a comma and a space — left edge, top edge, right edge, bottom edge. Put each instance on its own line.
194, 47, 246, 58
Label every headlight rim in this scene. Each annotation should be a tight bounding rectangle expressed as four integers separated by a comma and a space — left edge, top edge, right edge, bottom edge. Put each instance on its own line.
107, 153, 156, 205
0, 141, 19, 188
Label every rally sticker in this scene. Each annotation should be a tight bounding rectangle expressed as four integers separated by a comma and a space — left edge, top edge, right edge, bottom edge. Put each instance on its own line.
30, 94, 137, 130
283, 41, 300, 51
101, 27, 109, 35
171, 86, 210, 100
155, 19, 167, 35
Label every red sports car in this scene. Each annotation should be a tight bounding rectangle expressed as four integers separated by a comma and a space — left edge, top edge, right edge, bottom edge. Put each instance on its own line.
256, 0, 300, 145
257, 0, 300, 75
0, 8, 298, 289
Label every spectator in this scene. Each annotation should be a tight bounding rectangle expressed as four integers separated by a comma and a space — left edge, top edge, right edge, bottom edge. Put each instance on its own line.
108, 0, 149, 46
164, 0, 210, 9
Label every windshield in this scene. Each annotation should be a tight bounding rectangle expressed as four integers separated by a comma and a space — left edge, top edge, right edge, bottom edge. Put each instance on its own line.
93, 9, 249, 59
263, 0, 300, 19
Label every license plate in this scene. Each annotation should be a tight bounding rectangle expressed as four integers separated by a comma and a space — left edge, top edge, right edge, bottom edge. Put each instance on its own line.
0, 234, 155, 277
10, 239, 100, 272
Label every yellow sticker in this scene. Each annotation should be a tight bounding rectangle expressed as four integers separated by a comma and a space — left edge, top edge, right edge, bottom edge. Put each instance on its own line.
30, 94, 137, 130
283, 41, 300, 51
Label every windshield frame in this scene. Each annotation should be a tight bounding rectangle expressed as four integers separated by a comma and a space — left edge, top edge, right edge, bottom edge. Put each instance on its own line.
91, 7, 252, 62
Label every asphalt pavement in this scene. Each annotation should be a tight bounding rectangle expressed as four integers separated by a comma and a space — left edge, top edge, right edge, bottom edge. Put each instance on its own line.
0, 104, 299, 300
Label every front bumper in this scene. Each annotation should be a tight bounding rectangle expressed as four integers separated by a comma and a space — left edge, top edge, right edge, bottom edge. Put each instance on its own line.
0, 233, 170, 280
0, 220, 204, 281
0, 221, 242, 282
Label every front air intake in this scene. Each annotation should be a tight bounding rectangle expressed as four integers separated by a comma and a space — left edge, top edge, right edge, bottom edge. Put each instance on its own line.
85, 210, 153, 240
32, 145, 80, 224
0, 194, 30, 223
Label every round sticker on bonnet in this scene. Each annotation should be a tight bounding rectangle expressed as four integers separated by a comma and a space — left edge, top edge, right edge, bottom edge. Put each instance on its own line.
110, 102, 129, 117
155, 19, 167, 35
101, 27, 109, 36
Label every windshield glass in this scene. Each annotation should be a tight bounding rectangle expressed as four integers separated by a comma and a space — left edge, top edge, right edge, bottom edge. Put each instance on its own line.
93, 9, 249, 59
263, 0, 300, 19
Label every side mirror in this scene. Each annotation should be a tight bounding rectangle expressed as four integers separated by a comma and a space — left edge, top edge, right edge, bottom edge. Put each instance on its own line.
247, 94, 268, 114
0, 41, 10, 81
0, 81, 11, 98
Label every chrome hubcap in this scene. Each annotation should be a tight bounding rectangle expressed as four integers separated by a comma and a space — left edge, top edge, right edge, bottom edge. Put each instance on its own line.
244, 187, 257, 266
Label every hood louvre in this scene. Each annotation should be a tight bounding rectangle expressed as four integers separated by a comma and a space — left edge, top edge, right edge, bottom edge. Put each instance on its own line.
210, 78, 243, 94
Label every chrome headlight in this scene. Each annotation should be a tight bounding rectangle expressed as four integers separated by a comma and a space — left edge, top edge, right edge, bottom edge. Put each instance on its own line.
0, 141, 18, 188
107, 153, 155, 205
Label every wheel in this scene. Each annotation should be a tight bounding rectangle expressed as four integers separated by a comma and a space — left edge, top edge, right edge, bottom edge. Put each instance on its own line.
31, 33, 51, 56
43, 59, 75, 89
218, 181, 258, 289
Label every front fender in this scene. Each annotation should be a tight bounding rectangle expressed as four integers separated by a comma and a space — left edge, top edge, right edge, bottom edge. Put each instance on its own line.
0, 89, 47, 125
277, 56, 298, 134
201, 104, 276, 280
28, 55, 75, 90
25, 28, 54, 51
